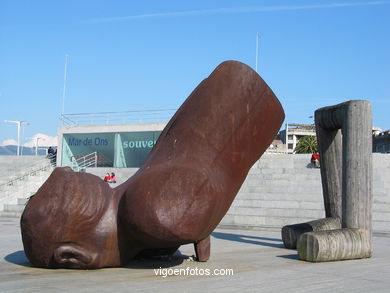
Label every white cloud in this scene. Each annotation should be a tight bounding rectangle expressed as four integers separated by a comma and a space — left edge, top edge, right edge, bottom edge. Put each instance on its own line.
23, 134, 58, 147
1, 134, 58, 147
0, 138, 17, 146
90, 1, 390, 22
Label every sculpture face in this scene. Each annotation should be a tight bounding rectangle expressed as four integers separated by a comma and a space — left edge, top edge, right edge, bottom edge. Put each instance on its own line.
49, 209, 120, 269
21, 168, 124, 269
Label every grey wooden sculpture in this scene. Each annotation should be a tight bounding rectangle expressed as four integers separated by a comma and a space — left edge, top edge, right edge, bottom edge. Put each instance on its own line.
282, 100, 372, 262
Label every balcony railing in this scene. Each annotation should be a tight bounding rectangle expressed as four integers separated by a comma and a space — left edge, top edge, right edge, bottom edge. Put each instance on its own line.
60, 109, 176, 126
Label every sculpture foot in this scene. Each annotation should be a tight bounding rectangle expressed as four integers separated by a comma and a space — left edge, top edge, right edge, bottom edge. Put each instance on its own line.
282, 217, 341, 249
194, 236, 210, 262
297, 228, 372, 262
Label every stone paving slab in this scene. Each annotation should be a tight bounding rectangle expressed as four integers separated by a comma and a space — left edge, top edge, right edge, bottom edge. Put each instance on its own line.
0, 218, 389, 292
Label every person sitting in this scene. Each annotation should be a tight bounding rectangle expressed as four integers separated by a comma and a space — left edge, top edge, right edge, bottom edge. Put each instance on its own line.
103, 173, 111, 182
109, 172, 116, 183
311, 153, 320, 168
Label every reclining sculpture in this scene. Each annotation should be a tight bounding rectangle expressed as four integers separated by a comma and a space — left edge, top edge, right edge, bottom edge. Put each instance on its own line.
282, 100, 372, 262
21, 61, 285, 269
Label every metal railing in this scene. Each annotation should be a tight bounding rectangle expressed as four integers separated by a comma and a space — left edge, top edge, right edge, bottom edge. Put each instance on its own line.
0, 154, 56, 191
71, 152, 98, 172
60, 109, 177, 126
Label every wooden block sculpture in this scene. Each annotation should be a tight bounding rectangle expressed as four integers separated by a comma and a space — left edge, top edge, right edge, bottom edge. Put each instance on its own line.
282, 100, 372, 262
20, 61, 285, 269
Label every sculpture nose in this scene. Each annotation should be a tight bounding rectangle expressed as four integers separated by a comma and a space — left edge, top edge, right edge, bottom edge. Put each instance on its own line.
53, 245, 93, 268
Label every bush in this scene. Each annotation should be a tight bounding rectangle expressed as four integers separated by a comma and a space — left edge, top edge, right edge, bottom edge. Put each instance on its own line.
294, 136, 318, 154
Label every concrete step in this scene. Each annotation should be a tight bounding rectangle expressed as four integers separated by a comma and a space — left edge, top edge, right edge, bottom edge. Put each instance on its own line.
373, 220, 390, 232
220, 214, 322, 229
373, 193, 390, 204
84, 167, 138, 185
231, 199, 324, 210
3, 204, 25, 213
0, 168, 53, 211
250, 173, 321, 181
236, 191, 323, 201
17, 198, 30, 205
372, 211, 390, 222
0, 211, 22, 218
227, 206, 324, 219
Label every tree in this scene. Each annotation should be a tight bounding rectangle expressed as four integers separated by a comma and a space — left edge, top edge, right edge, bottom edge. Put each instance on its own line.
294, 135, 318, 154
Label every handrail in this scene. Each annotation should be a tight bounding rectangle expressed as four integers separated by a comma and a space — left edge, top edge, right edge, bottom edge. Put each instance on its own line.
60, 109, 176, 126
71, 152, 98, 171
0, 154, 56, 191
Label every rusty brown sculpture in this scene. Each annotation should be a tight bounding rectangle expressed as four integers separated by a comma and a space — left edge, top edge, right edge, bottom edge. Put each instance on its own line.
21, 61, 285, 269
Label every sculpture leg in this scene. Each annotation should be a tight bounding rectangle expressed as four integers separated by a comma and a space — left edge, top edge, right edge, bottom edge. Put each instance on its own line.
282, 218, 340, 249
194, 236, 210, 262
282, 128, 343, 249
297, 101, 373, 262
297, 229, 371, 262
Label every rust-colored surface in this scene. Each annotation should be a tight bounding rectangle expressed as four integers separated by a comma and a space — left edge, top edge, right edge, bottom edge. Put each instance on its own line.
21, 61, 284, 269
21, 167, 125, 268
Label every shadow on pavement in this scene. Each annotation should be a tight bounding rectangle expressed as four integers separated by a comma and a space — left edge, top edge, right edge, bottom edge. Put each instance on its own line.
4, 250, 32, 267
277, 254, 299, 260
212, 231, 284, 248
124, 250, 190, 269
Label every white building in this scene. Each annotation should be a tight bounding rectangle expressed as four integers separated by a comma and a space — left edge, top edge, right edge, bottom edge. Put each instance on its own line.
279, 123, 316, 154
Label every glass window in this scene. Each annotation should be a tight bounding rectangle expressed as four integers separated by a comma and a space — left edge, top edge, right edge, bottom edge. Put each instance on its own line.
62, 133, 115, 167
116, 131, 161, 167
61, 131, 162, 168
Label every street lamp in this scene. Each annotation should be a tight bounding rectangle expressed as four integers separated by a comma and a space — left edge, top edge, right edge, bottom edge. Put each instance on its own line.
255, 32, 260, 73
61, 54, 69, 118
26, 136, 43, 156
35, 137, 41, 156
4, 120, 30, 156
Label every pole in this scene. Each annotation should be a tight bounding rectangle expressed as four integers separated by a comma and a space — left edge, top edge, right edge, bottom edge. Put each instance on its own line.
285, 123, 288, 154
255, 32, 260, 73
61, 54, 69, 117
20, 121, 30, 156
17, 122, 21, 156
4, 120, 29, 156
35, 137, 41, 156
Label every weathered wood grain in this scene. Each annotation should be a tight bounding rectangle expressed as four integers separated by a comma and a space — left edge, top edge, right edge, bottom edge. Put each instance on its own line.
282, 100, 373, 262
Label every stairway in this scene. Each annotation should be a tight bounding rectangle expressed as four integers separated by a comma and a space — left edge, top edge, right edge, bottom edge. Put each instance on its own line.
0, 167, 54, 218
0, 197, 29, 218
220, 154, 324, 230
2, 154, 389, 235
220, 153, 390, 234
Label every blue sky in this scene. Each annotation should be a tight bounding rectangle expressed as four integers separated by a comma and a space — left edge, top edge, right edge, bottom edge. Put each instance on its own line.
1, 0, 389, 145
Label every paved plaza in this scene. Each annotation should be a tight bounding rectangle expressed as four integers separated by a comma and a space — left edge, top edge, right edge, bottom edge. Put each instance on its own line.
0, 217, 389, 292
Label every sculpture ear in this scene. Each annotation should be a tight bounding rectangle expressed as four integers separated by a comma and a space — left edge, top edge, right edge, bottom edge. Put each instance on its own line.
53, 246, 92, 268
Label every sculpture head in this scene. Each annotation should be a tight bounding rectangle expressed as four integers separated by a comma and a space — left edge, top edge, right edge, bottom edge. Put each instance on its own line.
20, 60, 285, 268
21, 167, 125, 269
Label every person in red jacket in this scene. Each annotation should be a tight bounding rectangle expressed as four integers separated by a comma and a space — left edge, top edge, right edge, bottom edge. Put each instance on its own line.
109, 172, 116, 183
103, 173, 111, 182
311, 153, 320, 168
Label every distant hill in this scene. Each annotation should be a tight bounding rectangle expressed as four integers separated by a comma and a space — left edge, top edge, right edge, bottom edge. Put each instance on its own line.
0, 145, 49, 156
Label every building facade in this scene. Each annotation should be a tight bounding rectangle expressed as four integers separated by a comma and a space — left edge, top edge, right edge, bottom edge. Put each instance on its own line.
58, 122, 167, 168
278, 123, 316, 154
373, 130, 390, 153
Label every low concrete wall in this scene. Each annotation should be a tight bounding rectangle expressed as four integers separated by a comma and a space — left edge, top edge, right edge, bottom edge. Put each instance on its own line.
85, 167, 138, 185
6, 153, 387, 233
220, 153, 390, 234
86, 153, 390, 234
